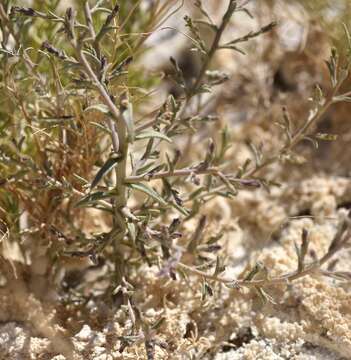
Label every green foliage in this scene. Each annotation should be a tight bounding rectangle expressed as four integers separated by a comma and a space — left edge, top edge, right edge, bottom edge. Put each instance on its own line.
1, 2, 351, 355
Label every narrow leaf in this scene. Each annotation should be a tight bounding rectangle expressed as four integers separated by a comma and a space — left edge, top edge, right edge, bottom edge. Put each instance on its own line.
172, 202, 190, 216
128, 183, 168, 206
91, 154, 120, 190
255, 287, 276, 305
135, 130, 172, 143
84, 104, 110, 114
244, 263, 261, 281
75, 191, 112, 207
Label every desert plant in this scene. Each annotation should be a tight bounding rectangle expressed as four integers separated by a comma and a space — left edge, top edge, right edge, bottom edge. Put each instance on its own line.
1, 1, 351, 356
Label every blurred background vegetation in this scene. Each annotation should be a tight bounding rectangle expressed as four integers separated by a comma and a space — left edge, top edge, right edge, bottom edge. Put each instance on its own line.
298, 0, 351, 51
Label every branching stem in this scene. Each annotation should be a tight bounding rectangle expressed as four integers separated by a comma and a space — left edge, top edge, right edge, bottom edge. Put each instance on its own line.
177, 231, 348, 288
124, 166, 258, 185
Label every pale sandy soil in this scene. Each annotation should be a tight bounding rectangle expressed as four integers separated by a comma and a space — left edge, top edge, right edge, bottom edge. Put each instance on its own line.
1, 1, 351, 359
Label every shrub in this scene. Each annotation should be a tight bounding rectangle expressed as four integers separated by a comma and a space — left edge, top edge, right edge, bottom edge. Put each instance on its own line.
1, 0, 351, 356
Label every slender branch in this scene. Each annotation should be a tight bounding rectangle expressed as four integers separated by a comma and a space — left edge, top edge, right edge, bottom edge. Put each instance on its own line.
0, 4, 21, 44
244, 78, 345, 178
135, 117, 159, 133
84, 1, 96, 39
177, 234, 348, 288
74, 46, 121, 153
172, 1, 237, 165
125, 168, 218, 183
183, 78, 347, 202
131, 70, 348, 205
187, 0, 236, 98
178, 217, 350, 288
70, 8, 129, 256
336, 90, 351, 98
124, 166, 260, 186
125, 167, 218, 182
0, 5, 46, 88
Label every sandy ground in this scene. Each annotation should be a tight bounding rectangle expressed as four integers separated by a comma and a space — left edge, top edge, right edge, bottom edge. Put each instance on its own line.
1, 1, 351, 359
